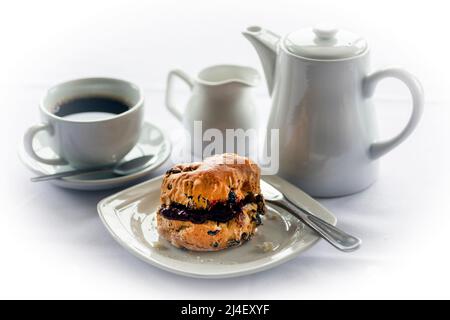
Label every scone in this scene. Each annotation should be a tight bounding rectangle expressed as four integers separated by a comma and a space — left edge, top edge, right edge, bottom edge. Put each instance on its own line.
156, 153, 265, 251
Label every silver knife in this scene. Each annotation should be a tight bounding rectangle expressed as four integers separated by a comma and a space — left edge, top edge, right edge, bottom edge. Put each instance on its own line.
261, 179, 361, 252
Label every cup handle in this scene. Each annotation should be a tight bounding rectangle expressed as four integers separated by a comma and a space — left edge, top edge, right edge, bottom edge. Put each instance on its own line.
363, 67, 424, 159
165, 69, 194, 121
23, 123, 68, 165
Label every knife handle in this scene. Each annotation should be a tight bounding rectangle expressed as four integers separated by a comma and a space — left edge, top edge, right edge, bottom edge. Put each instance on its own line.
268, 198, 361, 252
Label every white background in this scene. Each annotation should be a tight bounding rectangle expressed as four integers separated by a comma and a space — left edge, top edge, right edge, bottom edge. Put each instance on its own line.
0, 0, 449, 299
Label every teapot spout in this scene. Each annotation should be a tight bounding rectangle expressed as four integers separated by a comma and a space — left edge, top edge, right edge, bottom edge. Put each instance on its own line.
242, 26, 280, 95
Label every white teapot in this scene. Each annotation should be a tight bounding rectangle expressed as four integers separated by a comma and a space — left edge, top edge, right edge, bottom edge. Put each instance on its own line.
243, 25, 424, 197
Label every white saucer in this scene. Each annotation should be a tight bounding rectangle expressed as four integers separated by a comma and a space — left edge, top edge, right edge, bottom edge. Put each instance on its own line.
98, 175, 337, 278
18, 122, 171, 190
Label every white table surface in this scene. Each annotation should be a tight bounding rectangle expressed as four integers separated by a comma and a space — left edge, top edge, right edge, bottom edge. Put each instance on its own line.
1, 0, 449, 299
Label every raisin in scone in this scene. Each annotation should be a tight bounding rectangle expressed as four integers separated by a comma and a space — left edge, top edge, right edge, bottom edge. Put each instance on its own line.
156, 153, 265, 251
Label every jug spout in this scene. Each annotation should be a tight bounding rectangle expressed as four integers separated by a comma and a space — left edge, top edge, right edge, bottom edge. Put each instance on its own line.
242, 26, 280, 95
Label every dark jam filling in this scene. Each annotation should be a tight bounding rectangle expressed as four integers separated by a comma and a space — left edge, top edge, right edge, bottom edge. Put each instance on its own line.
159, 192, 264, 224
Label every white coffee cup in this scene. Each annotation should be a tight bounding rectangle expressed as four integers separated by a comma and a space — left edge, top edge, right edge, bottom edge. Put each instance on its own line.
23, 78, 144, 168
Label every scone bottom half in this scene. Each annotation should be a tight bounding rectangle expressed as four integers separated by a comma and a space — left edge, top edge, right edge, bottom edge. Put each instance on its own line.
156, 154, 266, 251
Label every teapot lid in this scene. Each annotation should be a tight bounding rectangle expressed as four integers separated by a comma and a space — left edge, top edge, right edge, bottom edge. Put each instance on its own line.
284, 25, 368, 60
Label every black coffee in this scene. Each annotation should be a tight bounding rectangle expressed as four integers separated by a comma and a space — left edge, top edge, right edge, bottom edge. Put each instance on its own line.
54, 97, 130, 121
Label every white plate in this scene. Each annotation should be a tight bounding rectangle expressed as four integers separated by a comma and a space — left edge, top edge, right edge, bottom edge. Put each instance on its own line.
18, 122, 171, 190
97, 174, 337, 278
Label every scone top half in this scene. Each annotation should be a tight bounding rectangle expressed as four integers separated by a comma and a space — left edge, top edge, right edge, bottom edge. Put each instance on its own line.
160, 153, 261, 210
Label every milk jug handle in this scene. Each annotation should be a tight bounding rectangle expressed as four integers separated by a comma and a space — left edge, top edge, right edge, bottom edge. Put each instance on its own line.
165, 69, 194, 121
363, 67, 424, 159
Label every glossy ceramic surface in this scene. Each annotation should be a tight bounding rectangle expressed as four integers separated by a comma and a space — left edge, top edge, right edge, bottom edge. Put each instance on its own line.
23, 78, 144, 168
165, 65, 260, 156
97, 175, 337, 278
284, 25, 367, 59
243, 26, 424, 197
19, 122, 171, 190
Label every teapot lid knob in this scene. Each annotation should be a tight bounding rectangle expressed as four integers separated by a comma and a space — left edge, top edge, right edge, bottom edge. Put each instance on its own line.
284, 25, 368, 60
313, 25, 338, 40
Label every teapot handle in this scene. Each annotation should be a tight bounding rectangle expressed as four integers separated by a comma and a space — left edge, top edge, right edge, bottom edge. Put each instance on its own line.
165, 69, 194, 122
363, 67, 424, 159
